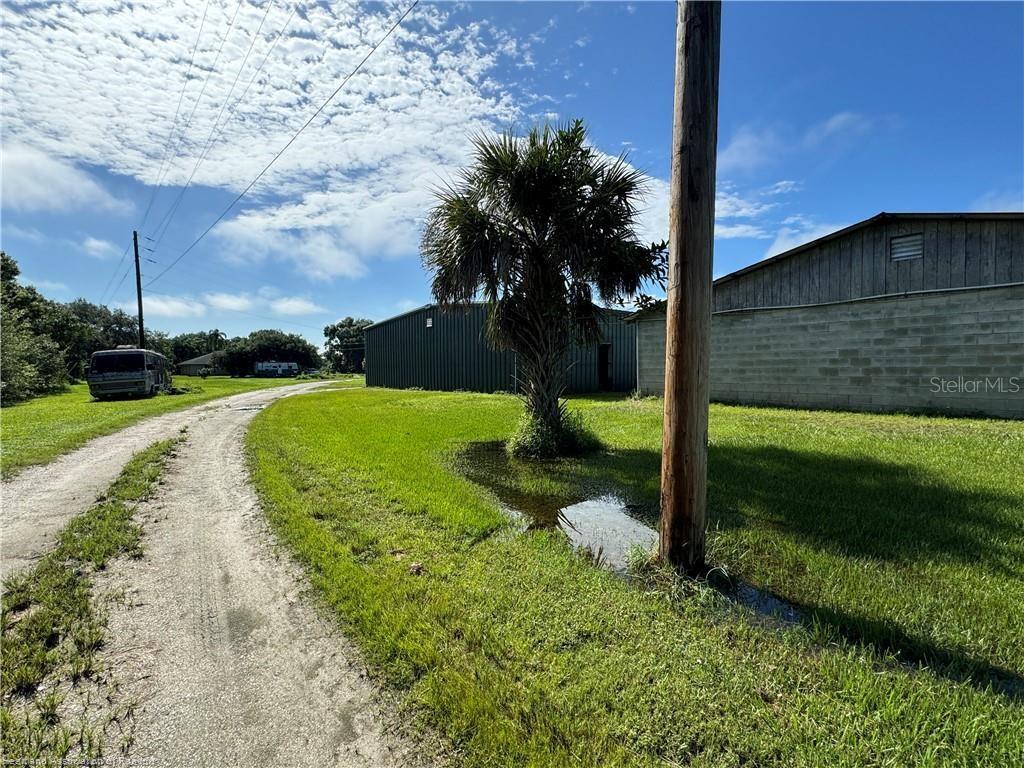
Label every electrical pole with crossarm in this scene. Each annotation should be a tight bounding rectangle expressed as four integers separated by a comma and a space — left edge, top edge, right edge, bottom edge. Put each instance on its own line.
133, 230, 146, 349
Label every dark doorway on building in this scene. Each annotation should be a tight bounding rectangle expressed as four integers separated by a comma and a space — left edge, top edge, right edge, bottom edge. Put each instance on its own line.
598, 344, 612, 391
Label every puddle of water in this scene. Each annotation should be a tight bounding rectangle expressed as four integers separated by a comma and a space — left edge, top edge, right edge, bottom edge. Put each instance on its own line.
457, 442, 658, 571
731, 582, 803, 626
556, 496, 658, 571
457, 442, 807, 623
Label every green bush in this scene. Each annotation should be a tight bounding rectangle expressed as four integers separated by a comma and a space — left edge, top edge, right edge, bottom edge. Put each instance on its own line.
507, 407, 600, 459
1, 308, 67, 404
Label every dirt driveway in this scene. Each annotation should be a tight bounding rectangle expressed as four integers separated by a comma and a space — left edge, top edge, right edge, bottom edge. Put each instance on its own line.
2, 383, 440, 766
1, 382, 327, 578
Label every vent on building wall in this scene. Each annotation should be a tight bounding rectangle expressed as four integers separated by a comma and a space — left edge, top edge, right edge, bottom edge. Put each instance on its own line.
890, 233, 924, 261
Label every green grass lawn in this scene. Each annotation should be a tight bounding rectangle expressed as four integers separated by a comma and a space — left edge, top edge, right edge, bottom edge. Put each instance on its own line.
248, 388, 1023, 767
0, 375, 363, 479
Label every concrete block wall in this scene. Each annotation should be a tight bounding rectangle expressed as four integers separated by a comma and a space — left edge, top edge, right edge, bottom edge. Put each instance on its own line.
635, 284, 1024, 419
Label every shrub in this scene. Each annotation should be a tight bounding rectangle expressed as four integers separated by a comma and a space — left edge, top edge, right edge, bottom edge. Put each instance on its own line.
507, 406, 600, 459
0, 309, 67, 404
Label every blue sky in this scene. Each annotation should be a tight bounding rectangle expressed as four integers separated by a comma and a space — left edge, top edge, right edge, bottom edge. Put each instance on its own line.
2, 1, 1021, 343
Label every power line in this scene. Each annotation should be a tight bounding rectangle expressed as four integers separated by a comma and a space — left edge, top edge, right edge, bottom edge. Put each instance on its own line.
98, 243, 132, 305
100, 0, 211, 304
211, 4, 299, 140
137, 0, 214, 234
108, 265, 134, 303
139, 259, 329, 332
141, 254, 271, 299
148, 0, 278, 250
148, 0, 246, 204
147, 4, 299, 260
145, 0, 420, 289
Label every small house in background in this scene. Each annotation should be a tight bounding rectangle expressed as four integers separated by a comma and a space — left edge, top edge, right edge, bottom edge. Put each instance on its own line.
364, 304, 636, 393
631, 212, 1023, 418
255, 361, 299, 377
177, 352, 226, 377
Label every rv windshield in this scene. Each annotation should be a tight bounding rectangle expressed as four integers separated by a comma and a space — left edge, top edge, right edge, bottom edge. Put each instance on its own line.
91, 352, 145, 374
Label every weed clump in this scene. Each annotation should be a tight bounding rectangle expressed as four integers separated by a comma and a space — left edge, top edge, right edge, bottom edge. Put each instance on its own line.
507, 408, 601, 459
1, 438, 179, 764
165, 385, 201, 396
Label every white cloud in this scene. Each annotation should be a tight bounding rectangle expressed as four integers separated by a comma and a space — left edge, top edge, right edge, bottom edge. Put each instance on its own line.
1, 224, 48, 245
0, 143, 131, 214
270, 296, 326, 315
803, 112, 872, 146
203, 292, 254, 312
716, 187, 775, 219
2, 0, 521, 281
124, 294, 207, 318
716, 223, 771, 240
634, 175, 669, 245
764, 217, 847, 258
24, 277, 69, 292
763, 180, 800, 196
1, 225, 49, 249
970, 189, 1024, 212
2, 226, 130, 262
125, 288, 322, 318
2, 0, 851, 288
632, 175, 785, 244
528, 17, 558, 45
82, 237, 120, 259
719, 113, 873, 175
215, 219, 368, 280
718, 125, 783, 174
575, 35, 591, 48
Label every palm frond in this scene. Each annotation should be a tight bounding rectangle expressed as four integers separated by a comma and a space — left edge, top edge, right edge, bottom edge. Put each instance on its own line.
421, 119, 666, 417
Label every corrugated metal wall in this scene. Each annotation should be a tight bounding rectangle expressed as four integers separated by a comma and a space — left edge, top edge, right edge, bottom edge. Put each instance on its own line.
365, 304, 636, 393
563, 310, 637, 393
713, 215, 1024, 312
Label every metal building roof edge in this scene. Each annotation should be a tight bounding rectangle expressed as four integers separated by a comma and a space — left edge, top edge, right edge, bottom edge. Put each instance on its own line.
365, 303, 436, 330
366, 301, 633, 330
177, 351, 223, 366
369, 213, 1021, 329
714, 211, 1023, 287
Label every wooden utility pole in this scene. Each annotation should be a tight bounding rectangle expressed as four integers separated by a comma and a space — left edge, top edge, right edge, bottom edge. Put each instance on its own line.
133, 230, 146, 349
660, 0, 721, 574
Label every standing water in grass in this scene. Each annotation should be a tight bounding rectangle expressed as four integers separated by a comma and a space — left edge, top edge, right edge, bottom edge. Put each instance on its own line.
457, 441, 658, 570
457, 439, 803, 626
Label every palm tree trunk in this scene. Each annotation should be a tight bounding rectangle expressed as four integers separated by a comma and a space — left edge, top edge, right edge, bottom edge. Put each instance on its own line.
515, 307, 568, 435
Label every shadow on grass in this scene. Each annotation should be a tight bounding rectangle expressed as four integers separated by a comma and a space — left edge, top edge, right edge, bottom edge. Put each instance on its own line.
799, 599, 1024, 700
456, 440, 1024, 699
566, 444, 1022, 577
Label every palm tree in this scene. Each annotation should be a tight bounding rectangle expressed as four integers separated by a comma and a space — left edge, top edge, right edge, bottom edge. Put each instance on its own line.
207, 329, 227, 352
422, 120, 665, 454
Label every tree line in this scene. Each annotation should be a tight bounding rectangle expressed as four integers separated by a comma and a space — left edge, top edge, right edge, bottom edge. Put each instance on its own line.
1, 252, 333, 404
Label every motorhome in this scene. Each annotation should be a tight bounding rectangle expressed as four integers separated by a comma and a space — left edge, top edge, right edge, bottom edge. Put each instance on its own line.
254, 361, 299, 377
87, 347, 171, 399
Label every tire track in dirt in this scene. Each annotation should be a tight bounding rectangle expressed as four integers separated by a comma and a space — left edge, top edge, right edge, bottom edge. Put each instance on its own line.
91, 387, 442, 766
1, 383, 328, 578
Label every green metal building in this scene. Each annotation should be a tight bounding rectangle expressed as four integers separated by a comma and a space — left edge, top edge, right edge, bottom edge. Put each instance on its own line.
365, 304, 636, 393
